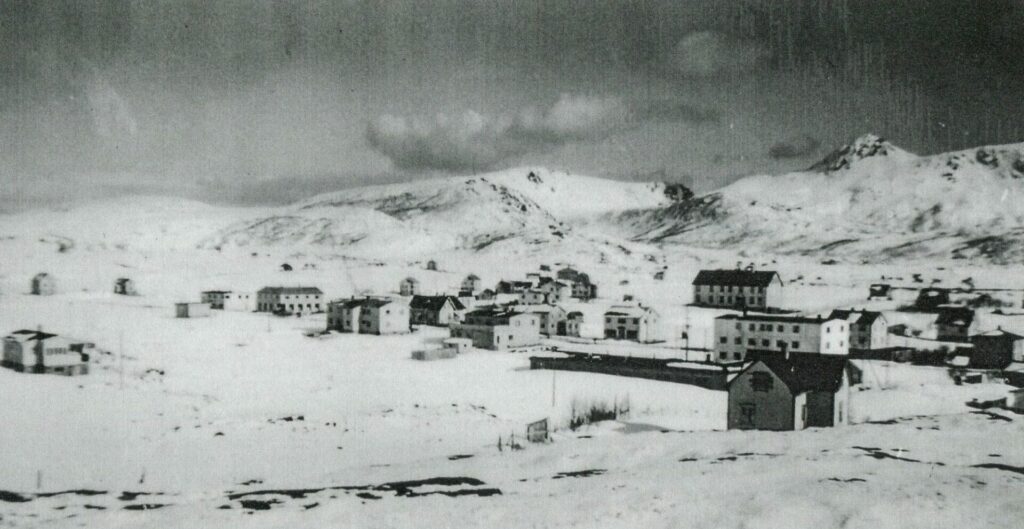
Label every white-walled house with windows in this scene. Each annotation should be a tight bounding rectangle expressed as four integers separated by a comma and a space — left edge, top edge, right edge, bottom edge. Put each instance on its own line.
201, 290, 255, 311
603, 305, 660, 343
256, 287, 323, 314
326, 297, 410, 335
713, 314, 850, 363
450, 307, 541, 350
827, 309, 888, 351
692, 269, 783, 310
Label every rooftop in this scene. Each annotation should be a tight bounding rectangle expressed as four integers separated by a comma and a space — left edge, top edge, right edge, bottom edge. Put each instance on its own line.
828, 309, 884, 326
692, 269, 780, 287
738, 353, 850, 394
716, 313, 839, 324
258, 286, 323, 295
409, 295, 465, 311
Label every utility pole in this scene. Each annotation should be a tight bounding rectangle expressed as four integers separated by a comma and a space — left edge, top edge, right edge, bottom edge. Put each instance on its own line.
119, 330, 125, 390
551, 370, 556, 407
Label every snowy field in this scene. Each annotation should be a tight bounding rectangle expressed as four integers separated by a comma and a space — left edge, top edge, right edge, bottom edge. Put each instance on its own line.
1, 198, 1023, 528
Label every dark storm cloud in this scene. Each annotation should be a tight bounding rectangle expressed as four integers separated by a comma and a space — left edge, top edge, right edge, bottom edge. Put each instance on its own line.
768, 135, 821, 160
3, 0, 1024, 205
365, 95, 719, 172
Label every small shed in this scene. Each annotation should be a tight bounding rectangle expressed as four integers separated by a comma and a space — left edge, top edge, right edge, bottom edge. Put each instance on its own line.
31, 273, 56, 296
411, 348, 457, 361
280, 263, 293, 272
443, 337, 473, 354
114, 277, 137, 296
526, 418, 549, 443
175, 302, 211, 318
426, 260, 438, 271
654, 271, 665, 280
868, 284, 892, 300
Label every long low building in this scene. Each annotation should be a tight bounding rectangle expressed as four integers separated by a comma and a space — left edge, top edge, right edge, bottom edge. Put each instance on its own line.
2, 329, 90, 376
450, 307, 541, 350
714, 314, 850, 363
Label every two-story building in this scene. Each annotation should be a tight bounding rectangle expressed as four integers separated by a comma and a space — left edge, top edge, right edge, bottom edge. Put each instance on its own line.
827, 309, 888, 351
556, 267, 597, 300
692, 269, 783, 310
399, 277, 420, 296
256, 287, 324, 314
713, 314, 849, 363
524, 305, 568, 336
409, 295, 465, 326
727, 354, 850, 431
603, 305, 660, 343
326, 297, 410, 335
935, 306, 976, 342
460, 274, 482, 296
450, 307, 541, 350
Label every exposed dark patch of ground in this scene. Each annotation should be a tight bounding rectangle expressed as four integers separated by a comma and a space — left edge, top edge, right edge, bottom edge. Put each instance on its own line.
679, 457, 698, 463
0, 491, 32, 503
356, 492, 381, 500
224, 476, 500, 510
971, 411, 1013, 422
118, 491, 157, 502
239, 499, 280, 511
35, 490, 106, 499
826, 477, 867, 483
853, 446, 945, 465
447, 454, 474, 461
553, 469, 606, 479
123, 503, 168, 511
972, 463, 1024, 476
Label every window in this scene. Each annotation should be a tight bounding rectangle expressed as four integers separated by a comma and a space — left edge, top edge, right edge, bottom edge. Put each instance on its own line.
750, 372, 773, 392
777, 340, 785, 349
747, 338, 756, 346
739, 403, 756, 426
735, 322, 740, 330
734, 337, 741, 345
801, 404, 808, 423
776, 325, 783, 332
761, 339, 769, 347
827, 327, 831, 333
720, 352, 728, 360
792, 325, 800, 332
733, 352, 741, 360
792, 341, 800, 349
720, 337, 728, 344
748, 324, 755, 331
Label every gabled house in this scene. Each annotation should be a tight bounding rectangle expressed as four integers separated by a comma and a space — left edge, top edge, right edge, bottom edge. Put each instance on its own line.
538, 278, 571, 304
496, 280, 533, 295
399, 277, 420, 297
31, 273, 55, 296
728, 354, 850, 431
969, 328, 1024, 369
603, 305, 660, 343
3, 330, 89, 375
176, 302, 211, 318
460, 274, 482, 296
256, 287, 323, 314
566, 311, 584, 337
828, 309, 888, 351
409, 295, 465, 326
450, 307, 541, 350
524, 305, 568, 336
327, 297, 410, 335
114, 277, 137, 296
556, 267, 597, 300
692, 269, 783, 310
935, 306, 976, 342
426, 260, 438, 271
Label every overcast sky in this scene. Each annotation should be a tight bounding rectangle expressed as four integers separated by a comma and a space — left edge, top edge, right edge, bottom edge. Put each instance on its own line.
3, 0, 1024, 208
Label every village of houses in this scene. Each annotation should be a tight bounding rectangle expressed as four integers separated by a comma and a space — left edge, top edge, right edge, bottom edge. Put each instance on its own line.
10, 260, 1024, 436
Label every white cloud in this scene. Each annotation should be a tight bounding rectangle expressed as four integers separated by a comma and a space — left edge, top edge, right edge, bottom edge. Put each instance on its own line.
669, 31, 769, 78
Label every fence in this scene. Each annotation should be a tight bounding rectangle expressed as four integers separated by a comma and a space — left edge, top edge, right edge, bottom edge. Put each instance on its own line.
529, 352, 733, 390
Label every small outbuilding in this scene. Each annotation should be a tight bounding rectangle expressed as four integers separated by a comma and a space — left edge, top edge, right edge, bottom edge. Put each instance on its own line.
526, 418, 550, 443
443, 337, 473, 354
868, 283, 892, 300
969, 328, 1024, 369
31, 273, 56, 296
114, 277, 138, 296
175, 302, 212, 318
935, 306, 977, 342
1007, 389, 1024, 413
280, 263, 293, 272
426, 260, 438, 271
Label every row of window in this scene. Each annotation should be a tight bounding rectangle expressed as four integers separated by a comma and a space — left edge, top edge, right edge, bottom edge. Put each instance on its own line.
697, 295, 764, 305
701, 285, 766, 293
719, 337, 802, 349
735, 322, 802, 333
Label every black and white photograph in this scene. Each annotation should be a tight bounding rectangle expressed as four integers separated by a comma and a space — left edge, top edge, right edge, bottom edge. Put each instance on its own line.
2, 1, 1023, 527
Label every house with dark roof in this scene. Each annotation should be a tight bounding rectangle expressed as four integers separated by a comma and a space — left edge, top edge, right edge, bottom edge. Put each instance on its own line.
714, 314, 849, 363
399, 277, 420, 297
450, 307, 540, 350
868, 283, 892, 300
327, 297, 410, 335
496, 280, 534, 295
3, 329, 89, 375
728, 354, 851, 431
201, 290, 255, 311
692, 269, 783, 310
934, 306, 977, 342
556, 267, 597, 300
828, 309, 888, 351
969, 328, 1024, 369
257, 286, 323, 314
409, 295, 465, 326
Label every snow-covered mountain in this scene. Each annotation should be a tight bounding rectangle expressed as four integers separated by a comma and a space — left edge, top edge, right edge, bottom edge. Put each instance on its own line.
605, 134, 1024, 263
200, 167, 670, 257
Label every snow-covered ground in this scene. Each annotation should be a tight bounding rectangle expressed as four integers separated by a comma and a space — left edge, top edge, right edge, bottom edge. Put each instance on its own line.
1, 184, 1023, 527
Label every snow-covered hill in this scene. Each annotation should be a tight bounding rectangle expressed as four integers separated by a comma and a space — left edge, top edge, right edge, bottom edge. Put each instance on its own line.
605, 134, 1024, 263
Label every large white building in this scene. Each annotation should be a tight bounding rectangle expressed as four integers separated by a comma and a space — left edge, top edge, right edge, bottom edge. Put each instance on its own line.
256, 287, 323, 314
603, 305, 660, 343
692, 269, 783, 310
713, 314, 850, 363
828, 309, 888, 351
450, 307, 540, 350
201, 290, 255, 311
